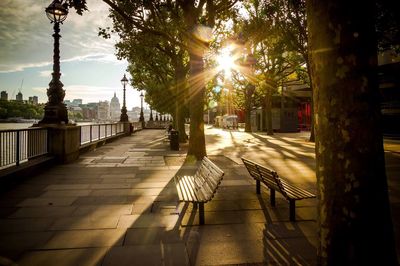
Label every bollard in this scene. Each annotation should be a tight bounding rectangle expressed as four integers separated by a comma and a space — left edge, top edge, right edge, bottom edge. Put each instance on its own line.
170, 130, 179, 151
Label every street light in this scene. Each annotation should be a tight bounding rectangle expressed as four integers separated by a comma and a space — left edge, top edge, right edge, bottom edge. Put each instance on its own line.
139, 91, 145, 123
149, 107, 154, 121
120, 74, 129, 122
39, 0, 69, 124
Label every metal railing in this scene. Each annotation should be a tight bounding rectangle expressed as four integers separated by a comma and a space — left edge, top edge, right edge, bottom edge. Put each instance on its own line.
0, 122, 143, 170
80, 122, 126, 146
0, 127, 48, 169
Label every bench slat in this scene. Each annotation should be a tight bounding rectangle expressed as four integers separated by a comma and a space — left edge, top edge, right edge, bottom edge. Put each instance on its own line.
241, 158, 261, 180
178, 175, 197, 202
174, 157, 224, 203
242, 157, 316, 201
242, 157, 315, 222
280, 179, 315, 199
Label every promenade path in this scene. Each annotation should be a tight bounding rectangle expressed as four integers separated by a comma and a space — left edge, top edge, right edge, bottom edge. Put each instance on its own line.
0, 128, 398, 265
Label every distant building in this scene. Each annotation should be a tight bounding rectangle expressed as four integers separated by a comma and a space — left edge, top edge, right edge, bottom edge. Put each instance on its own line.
109, 92, 121, 121
72, 99, 82, 106
64, 100, 72, 107
129, 107, 141, 121
97, 101, 110, 121
0, 91, 7, 101
28, 96, 38, 105
16, 92, 23, 102
81, 102, 98, 120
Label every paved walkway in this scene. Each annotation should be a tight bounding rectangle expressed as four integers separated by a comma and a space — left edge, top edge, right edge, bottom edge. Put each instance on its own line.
0, 128, 398, 265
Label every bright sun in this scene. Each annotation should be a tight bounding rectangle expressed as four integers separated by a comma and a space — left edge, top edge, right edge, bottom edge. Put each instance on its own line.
217, 46, 235, 78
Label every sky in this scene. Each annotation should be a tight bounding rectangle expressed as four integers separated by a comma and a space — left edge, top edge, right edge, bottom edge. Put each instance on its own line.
0, 0, 143, 109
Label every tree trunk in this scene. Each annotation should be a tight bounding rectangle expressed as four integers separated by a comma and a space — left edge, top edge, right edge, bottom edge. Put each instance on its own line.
187, 51, 207, 160
181, 3, 207, 161
305, 55, 315, 142
244, 84, 254, 132
175, 62, 188, 143
307, 1, 397, 265
265, 87, 273, 135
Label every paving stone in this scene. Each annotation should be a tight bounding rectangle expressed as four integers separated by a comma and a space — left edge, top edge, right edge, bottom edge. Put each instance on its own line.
102, 244, 189, 266
263, 237, 317, 265
17, 248, 107, 266
181, 210, 244, 226
9, 206, 77, 218
72, 204, 133, 217
55, 178, 103, 184
117, 214, 179, 229
0, 231, 54, 260
184, 224, 265, 243
87, 163, 118, 167
17, 197, 78, 207
124, 227, 183, 245
45, 184, 91, 190
73, 195, 156, 205
90, 184, 132, 189
41, 190, 92, 197
90, 188, 163, 197
42, 229, 125, 249
101, 178, 139, 184
131, 182, 169, 189
0, 218, 54, 233
100, 174, 136, 179
50, 216, 119, 230
187, 239, 265, 265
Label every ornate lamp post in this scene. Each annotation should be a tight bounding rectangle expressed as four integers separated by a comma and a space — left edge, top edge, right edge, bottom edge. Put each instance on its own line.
39, 0, 69, 124
149, 107, 154, 121
139, 91, 145, 123
155, 112, 159, 121
120, 74, 129, 122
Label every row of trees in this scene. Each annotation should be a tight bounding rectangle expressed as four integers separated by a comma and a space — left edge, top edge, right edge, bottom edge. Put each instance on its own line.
64, 0, 398, 264
0, 100, 44, 120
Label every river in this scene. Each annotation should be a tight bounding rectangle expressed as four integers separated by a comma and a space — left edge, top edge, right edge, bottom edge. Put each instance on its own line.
0, 122, 95, 130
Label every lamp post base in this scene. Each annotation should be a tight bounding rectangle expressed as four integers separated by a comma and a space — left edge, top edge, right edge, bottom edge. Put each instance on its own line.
38, 103, 69, 125
120, 113, 129, 122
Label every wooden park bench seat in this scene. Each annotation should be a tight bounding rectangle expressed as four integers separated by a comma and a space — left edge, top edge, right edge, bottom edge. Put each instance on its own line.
241, 157, 316, 221
174, 157, 224, 225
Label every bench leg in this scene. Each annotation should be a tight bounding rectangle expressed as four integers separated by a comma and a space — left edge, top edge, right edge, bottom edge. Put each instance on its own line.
256, 180, 261, 194
199, 203, 205, 225
270, 189, 276, 206
289, 200, 296, 221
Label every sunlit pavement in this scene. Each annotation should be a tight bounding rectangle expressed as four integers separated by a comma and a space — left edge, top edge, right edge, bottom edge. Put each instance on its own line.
0, 128, 398, 265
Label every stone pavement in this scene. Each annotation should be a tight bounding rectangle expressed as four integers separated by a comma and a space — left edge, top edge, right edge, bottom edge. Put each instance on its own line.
0, 128, 398, 265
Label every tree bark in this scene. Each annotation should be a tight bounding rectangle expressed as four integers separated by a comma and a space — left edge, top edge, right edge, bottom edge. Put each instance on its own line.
175, 61, 188, 143
307, 0, 397, 265
187, 51, 207, 160
265, 87, 274, 135
244, 84, 254, 132
305, 55, 315, 142
181, 2, 208, 161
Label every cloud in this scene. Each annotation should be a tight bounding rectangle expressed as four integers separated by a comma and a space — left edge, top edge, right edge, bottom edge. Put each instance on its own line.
0, 53, 124, 73
38, 70, 52, 77
32, 87, 47, 94
0, 0, 119, 73
63, 85, 117, 103
0, 61, 52, 73
61, 53, 123, 64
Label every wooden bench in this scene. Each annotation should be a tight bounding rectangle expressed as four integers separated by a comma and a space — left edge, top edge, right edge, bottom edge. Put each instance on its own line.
242, 157, 315, 221
174, 157, 224, 225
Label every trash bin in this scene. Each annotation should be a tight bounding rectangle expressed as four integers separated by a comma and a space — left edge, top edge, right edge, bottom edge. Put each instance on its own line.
170, 130, 179, 150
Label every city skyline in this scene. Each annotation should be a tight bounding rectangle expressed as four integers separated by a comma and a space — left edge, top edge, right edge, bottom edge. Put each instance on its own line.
0, 0, 143, 109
